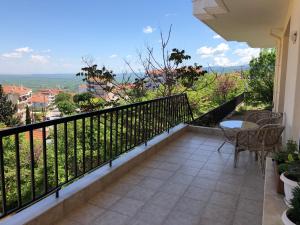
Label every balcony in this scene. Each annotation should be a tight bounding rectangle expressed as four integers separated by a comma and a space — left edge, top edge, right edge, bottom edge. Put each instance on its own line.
0, 94, 264, 225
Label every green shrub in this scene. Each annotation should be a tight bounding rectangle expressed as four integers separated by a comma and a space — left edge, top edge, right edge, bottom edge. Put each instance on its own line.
286, 162, 300, 182
288, 186, 300, 224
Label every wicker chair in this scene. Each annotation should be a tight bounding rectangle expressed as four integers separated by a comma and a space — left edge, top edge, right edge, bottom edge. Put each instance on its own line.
234, 124, 284, 173
245, 110, 283, 124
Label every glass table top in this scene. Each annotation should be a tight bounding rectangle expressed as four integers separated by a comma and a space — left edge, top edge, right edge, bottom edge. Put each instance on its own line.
220, 120, 259, 129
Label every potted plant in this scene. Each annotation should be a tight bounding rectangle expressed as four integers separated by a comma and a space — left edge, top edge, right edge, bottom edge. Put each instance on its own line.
280, 161, 300, 206
282, 186, 300, 225
274, 140, 299, 194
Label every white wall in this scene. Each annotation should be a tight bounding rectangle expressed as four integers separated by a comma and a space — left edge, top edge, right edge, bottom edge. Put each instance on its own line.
283, 0, 300, 141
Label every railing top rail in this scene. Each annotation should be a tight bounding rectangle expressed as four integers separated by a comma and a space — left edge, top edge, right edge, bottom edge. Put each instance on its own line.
195, 92, 244, 120
0, 94, 186, 137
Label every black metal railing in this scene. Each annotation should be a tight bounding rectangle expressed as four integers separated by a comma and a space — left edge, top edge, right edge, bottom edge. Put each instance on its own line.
190, 93, 245, 127
0, 94, 192, 218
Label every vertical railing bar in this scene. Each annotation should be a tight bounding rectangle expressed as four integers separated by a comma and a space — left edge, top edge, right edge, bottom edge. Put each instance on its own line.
74, 120, 78, 177
125, 108, 129, 152
64, 122, 68, 182
103, 113, 107, 163
82, 118, 86, 173
90, 116, 93, 169
15, 134, 22, 208
159, 99, 163, 133
120, 109, 124, 154
134, 105, 137, 146
42, 127, 48, 194
54, 124, 59, 194
29, 130, 35, 200
115, 111, 119, 157
144, 104, 147, 142
138, 104, 141, 144
97, 114, 100, 166
154, 101, 157, 136
109, 112, 113, 167
129, 107, 133, 149
0, 137, 7, 215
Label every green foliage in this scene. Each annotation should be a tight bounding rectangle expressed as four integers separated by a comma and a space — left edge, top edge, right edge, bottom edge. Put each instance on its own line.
55, 92, 72, 105
286, 162, 300, 182
247, 49, 275, 106
0, 84, 20, 126
25, 105, 31, 125
278, 163, 289, 174
57, 101, 76, 115
288, 186, 300, 224
273, 140, 299, 164
33, 113, 43, 122
73, 92, 99, 112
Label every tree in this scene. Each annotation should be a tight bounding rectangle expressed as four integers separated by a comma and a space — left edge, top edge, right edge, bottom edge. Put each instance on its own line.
55, 92, 72, 105
73, 92, 97, 112
57, 101, 76, 115
76, 26, 208, 108
247, 49, 275, 106
0, 84, 20, 126
25, 105, 31, 125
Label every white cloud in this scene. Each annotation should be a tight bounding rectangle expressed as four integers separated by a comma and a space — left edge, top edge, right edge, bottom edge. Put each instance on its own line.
197, 43, 230, 58
1, 46, 33, 59
126, 55, 132, 58
213, 34, 222, 39
109, 54, 118, 58
2, 52, 22, 58
30, 54, 50, 64
213, 56, 235, 67
233, 48, 260, 64
15, 47, 33, 53
143, 26, 155, 34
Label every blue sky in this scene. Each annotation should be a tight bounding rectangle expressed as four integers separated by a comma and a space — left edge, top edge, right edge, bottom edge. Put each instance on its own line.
0, 0, 259, 74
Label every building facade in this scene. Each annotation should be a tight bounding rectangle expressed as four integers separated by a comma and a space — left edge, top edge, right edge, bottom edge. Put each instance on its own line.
193, 0, 299, 142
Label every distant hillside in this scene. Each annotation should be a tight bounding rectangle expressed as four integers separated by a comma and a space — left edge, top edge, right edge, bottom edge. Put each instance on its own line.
0, 74, 83, 92
203, 65, 249, 73
0, 66, 249, 92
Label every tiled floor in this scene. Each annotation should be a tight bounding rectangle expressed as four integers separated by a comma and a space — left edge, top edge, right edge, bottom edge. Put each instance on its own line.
55, 131, 264, 225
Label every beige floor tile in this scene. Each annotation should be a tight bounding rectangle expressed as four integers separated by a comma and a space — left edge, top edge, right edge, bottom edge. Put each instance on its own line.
191, 177, 217, 190
183, 159, 206, 169
172, 196, 206, 216
88, 192, 121, 209
209, 191, 239, 209
110, 197, 144, 216
233, 211, 262, 225
168, 173, 195, 185
126, 186, 156, 201
163, 210, 200, 225
104, 181, 134, 195
201, 203, 234, 224
237, 198, 263, 216
118, 173, 145, 185
55, 218, 81, 225
177, 165, 200, 176
149, 168, 174, 180
133, 203, 171, 225
148, 191, 181, 209
68, 203, 106, 224
184, 186, 212, 202
159, 181, 189, 195
158, 162, 182, 171
138, 177, 165, 190
53, 131, 265, 225
214, 181, 242, 195
91, 210, 129, 225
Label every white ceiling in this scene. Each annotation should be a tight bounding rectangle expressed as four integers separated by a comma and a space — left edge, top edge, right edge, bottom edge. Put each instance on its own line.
193, 0, 291, 47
